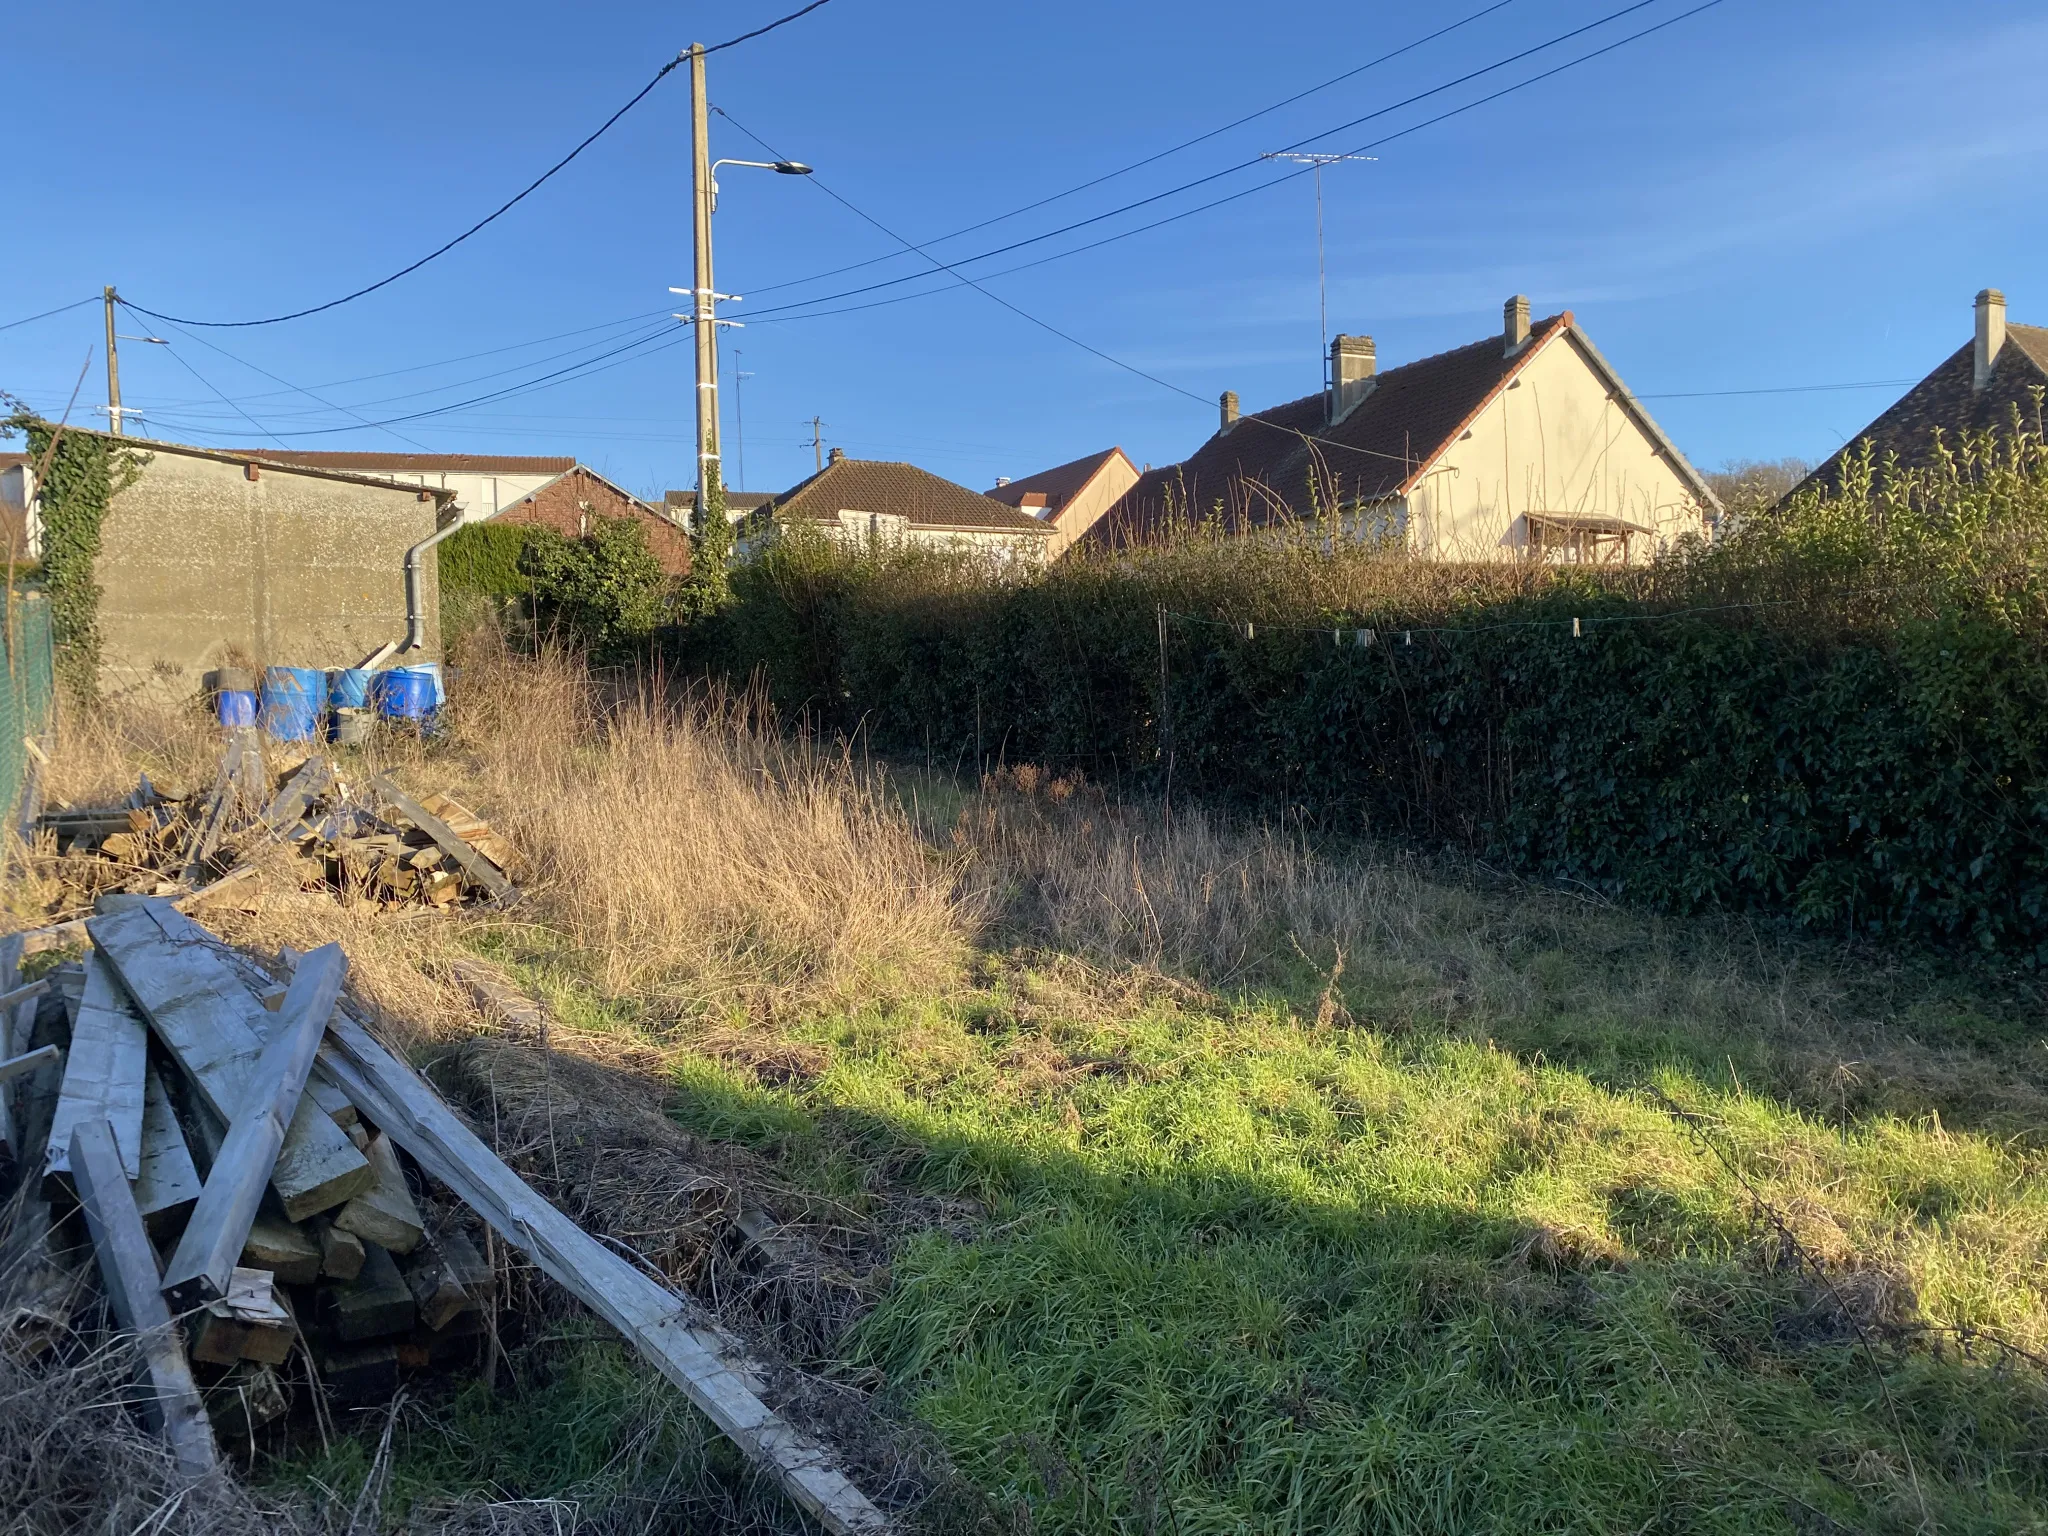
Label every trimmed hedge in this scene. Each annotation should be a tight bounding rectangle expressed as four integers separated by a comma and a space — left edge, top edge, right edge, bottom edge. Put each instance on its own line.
705, 511, 2048, 959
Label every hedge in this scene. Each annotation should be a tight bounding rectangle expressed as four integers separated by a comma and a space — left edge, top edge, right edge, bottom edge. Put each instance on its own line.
701, 432, 2048, 960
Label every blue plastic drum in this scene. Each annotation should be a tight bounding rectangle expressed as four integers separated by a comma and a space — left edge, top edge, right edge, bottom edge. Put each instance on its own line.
326, 668, 374, 711
216, 690, 258, 728
374, 666, 438, 722
261, 666, 328, 742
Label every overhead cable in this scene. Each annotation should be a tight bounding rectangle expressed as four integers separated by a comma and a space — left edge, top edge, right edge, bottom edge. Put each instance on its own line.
0, 296, 99, 333
124, 0, 838, 329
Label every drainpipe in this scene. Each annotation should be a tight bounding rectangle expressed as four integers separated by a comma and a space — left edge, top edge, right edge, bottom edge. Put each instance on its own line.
360, 515, 463, 668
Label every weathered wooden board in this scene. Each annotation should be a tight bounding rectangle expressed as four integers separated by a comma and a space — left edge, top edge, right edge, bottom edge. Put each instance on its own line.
319, 1005, 892, 1534
260, 756, 335, 834
161, 944, 348, 1306
43, 955, 148, 1191
69, 1117, 220, 1479
371, 775, 517, 903
89, 904, 369, 1221
133, 1065, 203, 1236
0, 1044, 60, 1085
324, 1241, 415, 1342
332, 1130, 424, 1254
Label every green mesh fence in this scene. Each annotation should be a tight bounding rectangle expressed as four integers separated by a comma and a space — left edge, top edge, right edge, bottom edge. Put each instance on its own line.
0, 592, 56, 818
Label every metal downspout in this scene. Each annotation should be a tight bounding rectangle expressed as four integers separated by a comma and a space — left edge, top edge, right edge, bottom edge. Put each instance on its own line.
361, 516, 463, 669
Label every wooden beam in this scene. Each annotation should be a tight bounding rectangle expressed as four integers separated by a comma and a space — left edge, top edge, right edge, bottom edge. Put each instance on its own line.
183, 729, 252, 882
89, 904, 370, 1220
331, 1129, 424, 1254
133, 1065, 203, 1237
161, 945, 348, 1307
68, 1117, 220, 1479
43, 954, 148, 1192
0, 1044, 60, 1085
317, 1006, 893, 1534
260, 755, 334, 834
370, 774, 518, 904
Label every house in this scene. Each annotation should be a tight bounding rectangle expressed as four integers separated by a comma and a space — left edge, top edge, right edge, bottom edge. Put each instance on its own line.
986, 447, 1140, 558
79, 433, 452, 696
1801, 289, 2048, 492
1091, 297, 1717, 564
757, 450, 1052, 560
0, 452, 34, 559
234, 451, 575, 524
662, 489, 776, 525
484, 463, 694, 576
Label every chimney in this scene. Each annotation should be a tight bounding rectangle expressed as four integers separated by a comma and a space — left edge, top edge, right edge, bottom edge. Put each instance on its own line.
828, 445, 846, 465
994, 475, 1011, 487
1503, 295, 1530, 355
1219, 390, 1240, 434
1974, 288, 2007, 392
1327, 334, 1376, 422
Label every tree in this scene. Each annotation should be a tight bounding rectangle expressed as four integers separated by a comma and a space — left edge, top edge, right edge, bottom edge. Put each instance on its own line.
517, 517, 668, 659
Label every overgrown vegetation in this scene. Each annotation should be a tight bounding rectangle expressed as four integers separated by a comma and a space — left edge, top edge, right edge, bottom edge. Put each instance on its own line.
696, 422, 2048, 962
4, 413, 147, 699
437, 517, 672, 661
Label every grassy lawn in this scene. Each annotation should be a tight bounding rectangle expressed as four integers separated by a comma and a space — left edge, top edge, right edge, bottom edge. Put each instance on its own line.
25, 642, 2048, 1534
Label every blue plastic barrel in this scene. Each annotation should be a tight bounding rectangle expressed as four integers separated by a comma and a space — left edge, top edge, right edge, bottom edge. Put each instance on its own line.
216, 690, 258, 728
261, 666, 328, 742
374, 666, 438, 722
326, 668, 373, 711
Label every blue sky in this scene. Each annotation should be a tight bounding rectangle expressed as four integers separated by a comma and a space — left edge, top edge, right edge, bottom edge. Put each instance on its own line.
4, 0, 2046, 500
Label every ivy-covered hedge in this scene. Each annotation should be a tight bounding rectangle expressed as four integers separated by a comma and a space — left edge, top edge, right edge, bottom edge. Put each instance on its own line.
439, 522, 545, 602
704, 436, 2048, 959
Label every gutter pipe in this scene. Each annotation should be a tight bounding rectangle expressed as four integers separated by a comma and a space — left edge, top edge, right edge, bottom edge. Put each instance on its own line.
361, 512, 464, 669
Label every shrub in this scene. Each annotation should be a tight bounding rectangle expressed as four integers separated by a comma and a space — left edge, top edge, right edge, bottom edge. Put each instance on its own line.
704, 426, 2048, 959
517, 519, 670, 660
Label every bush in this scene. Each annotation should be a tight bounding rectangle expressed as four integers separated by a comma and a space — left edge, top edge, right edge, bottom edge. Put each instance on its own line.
518, 519, 670, 660
703, 426, 2048, 959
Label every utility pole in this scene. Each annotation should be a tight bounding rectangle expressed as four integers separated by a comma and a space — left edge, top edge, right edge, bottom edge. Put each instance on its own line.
103, 287, 123, 437
689, 42, 720, 496
807, 416, 826, 473
730, 348, 753, 496
1261, 153, 1375, 395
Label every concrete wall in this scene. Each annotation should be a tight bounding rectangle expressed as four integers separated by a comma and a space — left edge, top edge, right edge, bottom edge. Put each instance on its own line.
95, 447, 439, 696
1405, 331, 1709, 564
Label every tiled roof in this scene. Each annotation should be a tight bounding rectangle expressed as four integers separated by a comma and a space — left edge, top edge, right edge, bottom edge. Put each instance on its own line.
234, 451, 577, 474
1804, 322, 2048, 492
0, 453, 28, 470
1091, 315, 1579, 548
987, 448, 1131, 509
773, 459, 1049, 532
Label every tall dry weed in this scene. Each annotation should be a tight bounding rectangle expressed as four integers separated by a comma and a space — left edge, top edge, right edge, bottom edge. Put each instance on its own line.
449, 635, 978, 1019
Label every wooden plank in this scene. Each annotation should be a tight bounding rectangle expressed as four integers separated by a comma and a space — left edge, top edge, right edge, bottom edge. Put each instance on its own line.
145, 907, 356, 1126
133, 1066, 203, 1236
43, 955, 148, 1192
314, 1217, 366, 1280
0, 1044, 60, 1084
182, 730, 249, 882
161, 945, 349, 1307
332, 1130, 424, 1254
260, 755, 334, 834
0, 933, 20, 1163
88, 904, 370, 1221
242, 1214, 322, 1285
68, 1117, 220, 1480
404, 1232, 489, 1331
318, 1006, 893, 1534
323, 1241, 415, 1341
371, 774, 518, 903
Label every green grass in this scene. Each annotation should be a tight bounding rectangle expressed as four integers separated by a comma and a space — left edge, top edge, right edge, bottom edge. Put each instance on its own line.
657, 955, 2048, 1535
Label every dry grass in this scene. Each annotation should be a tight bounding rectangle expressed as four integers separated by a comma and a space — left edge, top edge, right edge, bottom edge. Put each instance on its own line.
444, 633, 978, 1021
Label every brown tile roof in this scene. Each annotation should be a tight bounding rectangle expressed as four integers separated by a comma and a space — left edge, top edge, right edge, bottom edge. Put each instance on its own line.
772, 459, 1050, 533
234, 451, 577, 474
1804, 322, 2048, 492
0, 453, 28, 470
1089, 315, 1579, 549
986, 447, 1132, 509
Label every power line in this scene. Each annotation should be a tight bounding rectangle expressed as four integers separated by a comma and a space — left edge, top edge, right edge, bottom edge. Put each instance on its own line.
153, 341, 286, 446
123, 0, 838, 329
734, 0, 1694, 321
739, 0, 1527, 301
0, 296, 99, 333
737, 0, 1728, 333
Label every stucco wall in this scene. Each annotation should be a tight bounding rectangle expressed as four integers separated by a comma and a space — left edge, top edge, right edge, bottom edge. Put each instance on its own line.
1405, 332, 1708, 563
95, 448, 439, 696
1046, 456, 1141, 559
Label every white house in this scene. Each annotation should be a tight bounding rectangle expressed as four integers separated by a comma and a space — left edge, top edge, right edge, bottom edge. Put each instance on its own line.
756, 451, 1052, 561
1093, 297, 1718, 563
986, 447, 1141, 559
231, 451, 577, 526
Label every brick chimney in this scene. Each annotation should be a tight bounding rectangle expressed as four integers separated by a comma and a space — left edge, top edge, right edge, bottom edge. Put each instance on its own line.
1327, 334, 1376, 422
1503, 295, 1531, 355
1974, 288, 2007, 392
828, 445, 847, 465
1219, 390, 1240, 434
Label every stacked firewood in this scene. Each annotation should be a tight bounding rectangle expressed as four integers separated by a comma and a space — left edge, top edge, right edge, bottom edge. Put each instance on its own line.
38, 729, 517, 913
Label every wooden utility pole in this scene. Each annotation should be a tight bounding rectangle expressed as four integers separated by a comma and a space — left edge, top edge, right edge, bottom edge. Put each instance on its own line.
102, 287, 123, 437
809, 415, 825, 473
689, 42, 720, 496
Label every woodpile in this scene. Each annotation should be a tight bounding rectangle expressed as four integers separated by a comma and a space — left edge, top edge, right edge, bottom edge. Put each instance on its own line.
0, 901, 892, 1534
36, 728, 518, 913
